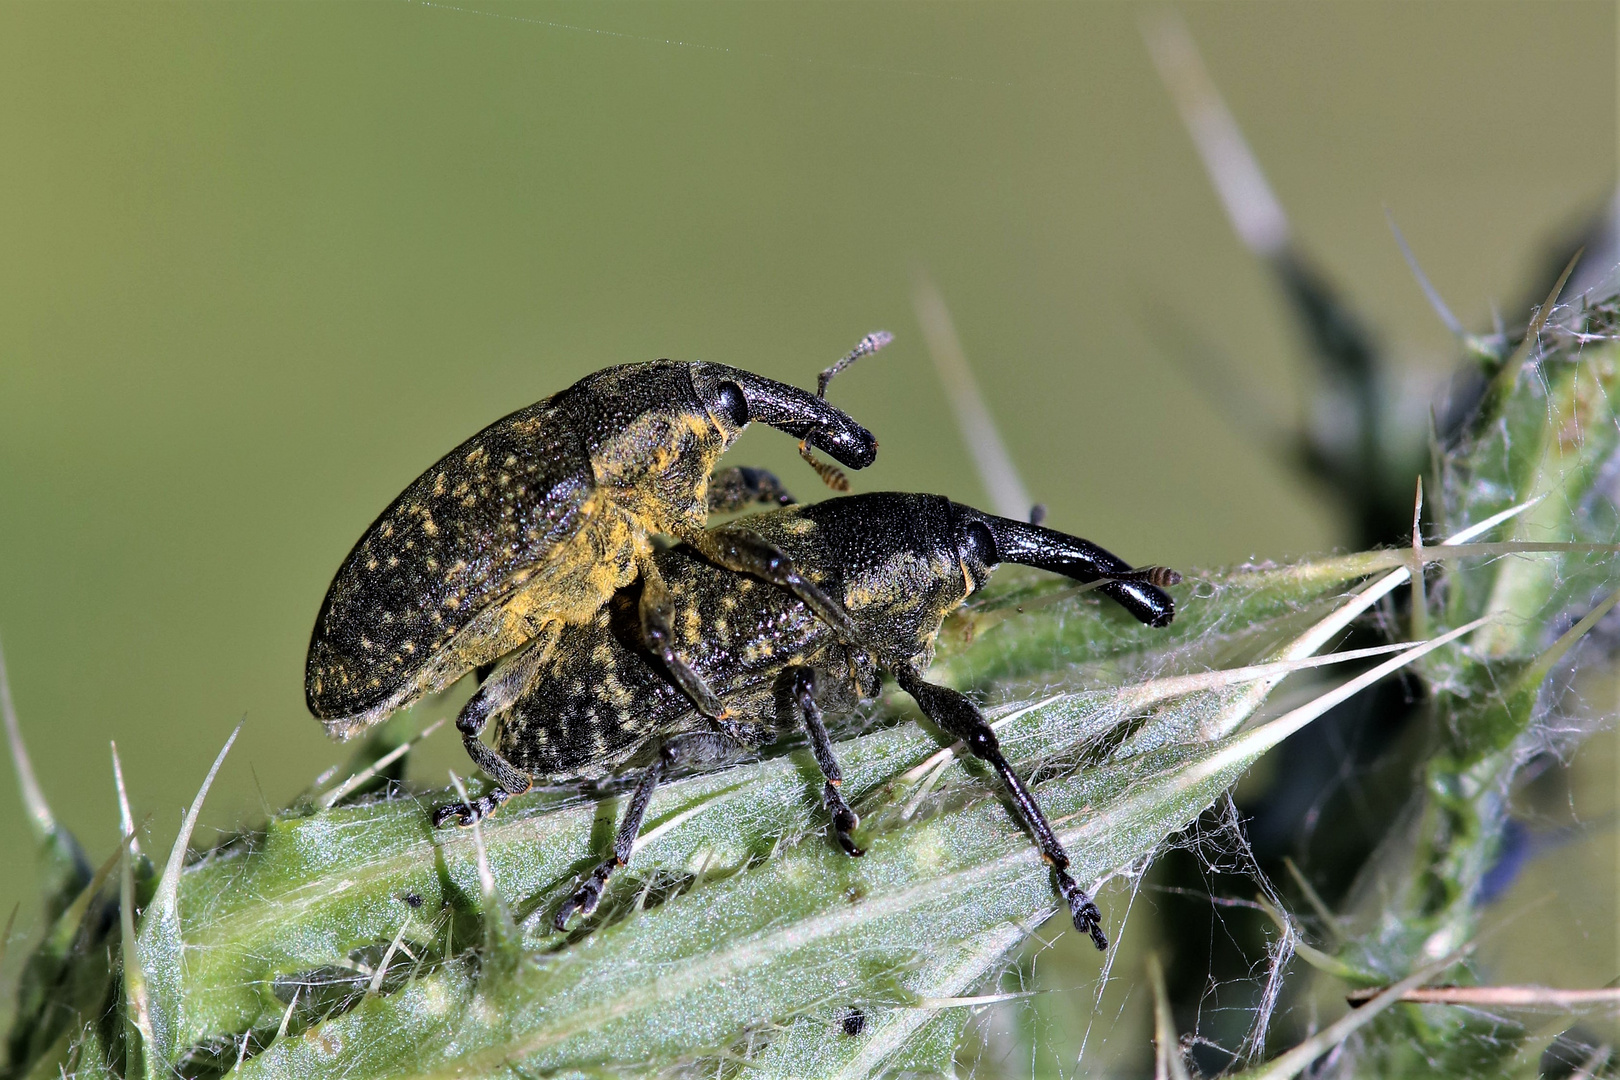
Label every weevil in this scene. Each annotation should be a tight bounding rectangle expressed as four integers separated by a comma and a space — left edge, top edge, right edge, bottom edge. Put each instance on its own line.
434, 491, 1179, 949
306, 337, 890, 802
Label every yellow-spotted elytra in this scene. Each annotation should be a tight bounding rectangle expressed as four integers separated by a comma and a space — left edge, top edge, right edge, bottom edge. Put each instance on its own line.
306, 336, 891, 796
433, 491, 1180, 950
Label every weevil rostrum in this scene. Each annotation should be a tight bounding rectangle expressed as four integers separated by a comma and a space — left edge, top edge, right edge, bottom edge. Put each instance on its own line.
434, 492, 1179, 949
306, 341, 890, 799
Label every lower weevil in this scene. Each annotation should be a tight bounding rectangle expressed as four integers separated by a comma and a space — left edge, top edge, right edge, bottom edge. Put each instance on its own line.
435, 491, 1178, 949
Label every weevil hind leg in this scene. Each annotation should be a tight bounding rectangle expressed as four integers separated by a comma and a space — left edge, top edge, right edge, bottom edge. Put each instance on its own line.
706, 467, 796, 515
894, 664, 1109, 951
775, 665, 863, 856
555, 731, 743, 929
431, 627, 563, 828
431, 782, 512, 829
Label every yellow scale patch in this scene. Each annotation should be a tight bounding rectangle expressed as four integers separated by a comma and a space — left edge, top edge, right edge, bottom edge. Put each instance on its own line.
843, 551, 945, 613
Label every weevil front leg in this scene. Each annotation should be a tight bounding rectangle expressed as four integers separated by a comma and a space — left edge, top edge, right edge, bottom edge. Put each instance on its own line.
776, 665, 863, 856
895, 665, 1109, 951
431, 628, 562, 828
706, 466, 796, 515
681, 525, 863, 646
554, 731, 741, 929
639, 555, 727, 720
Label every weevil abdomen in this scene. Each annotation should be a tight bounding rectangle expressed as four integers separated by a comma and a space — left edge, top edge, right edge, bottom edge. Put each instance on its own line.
307, 399, 597, 729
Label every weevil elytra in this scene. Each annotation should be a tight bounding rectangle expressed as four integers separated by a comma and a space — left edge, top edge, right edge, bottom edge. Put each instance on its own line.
306, 345, 888, 799
434, 491, 1179, 949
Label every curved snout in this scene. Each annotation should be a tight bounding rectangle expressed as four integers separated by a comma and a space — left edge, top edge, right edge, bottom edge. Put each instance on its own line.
802, 412, 877, 469
974, 511, 1178, 627
1096, 580, 1176, 628
729, 370, 878, 469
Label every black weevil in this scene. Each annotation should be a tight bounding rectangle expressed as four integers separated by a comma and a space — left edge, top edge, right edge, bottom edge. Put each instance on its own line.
435, 492, 1178, 949
306, 339, 888, 800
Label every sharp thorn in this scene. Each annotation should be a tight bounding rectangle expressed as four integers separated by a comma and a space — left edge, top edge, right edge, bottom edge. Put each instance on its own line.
912, 270, 1032, 520
152, 719, 243, 919
1385, 208, 1464, 337
110, 741, 142, 859
0, 631, 55, 839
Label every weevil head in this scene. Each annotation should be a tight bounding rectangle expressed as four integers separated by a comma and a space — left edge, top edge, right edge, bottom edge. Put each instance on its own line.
690, 363, 878, 469
946, 503, 1178, 627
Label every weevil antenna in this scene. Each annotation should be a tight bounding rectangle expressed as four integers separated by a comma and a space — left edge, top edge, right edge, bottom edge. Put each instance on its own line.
800, 330, 894, 490
816, 331, 893, 400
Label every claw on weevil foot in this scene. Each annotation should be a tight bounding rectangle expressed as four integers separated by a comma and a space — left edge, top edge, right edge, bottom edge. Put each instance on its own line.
431, 804, 469, 829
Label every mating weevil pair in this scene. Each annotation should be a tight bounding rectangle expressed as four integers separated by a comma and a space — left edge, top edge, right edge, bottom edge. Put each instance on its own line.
306, 334, 1178, 950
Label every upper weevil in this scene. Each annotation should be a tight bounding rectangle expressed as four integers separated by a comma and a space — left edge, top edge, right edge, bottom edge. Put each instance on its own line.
435, 491, 1179, 949
306, 335, 891, 796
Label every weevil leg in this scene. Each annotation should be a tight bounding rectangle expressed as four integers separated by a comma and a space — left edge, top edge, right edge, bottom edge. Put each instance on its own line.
433, 714, 529, 826
894, 665, 1109, 951
776, 665, 863, 856
461, 624, 559, 724
638, 556, 727, 720
555, 732, 741, 929
706, 467, 796, 515
431, 784, 512, 829
681, 526, 863, 646
431, 630, 562, 828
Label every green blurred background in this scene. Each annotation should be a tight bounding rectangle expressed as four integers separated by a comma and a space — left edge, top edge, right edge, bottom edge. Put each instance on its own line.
0, 0, 1612, 997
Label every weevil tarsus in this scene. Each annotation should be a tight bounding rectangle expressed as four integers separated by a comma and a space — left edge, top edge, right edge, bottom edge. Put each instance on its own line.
554, 731, 743, 928
442, 734, 529, 820
894, 665, 1108, 950
706, 467, 796, 515
431, 785, 512, 829
779, 665, 863, 857
553, 755, 663, 927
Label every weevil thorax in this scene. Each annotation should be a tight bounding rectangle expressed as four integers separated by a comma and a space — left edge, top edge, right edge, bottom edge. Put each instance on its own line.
574, 361, 739, 542
741, 493, 982, 666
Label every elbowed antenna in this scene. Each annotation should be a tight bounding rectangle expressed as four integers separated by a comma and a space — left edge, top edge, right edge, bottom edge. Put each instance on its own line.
798, 332, 894, 490
817, 331, 893, 399
977, 513, 1179, 628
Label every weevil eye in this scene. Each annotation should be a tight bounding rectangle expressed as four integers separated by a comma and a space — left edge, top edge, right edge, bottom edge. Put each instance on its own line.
961, 521, 998, 567
714, 381, 750, 428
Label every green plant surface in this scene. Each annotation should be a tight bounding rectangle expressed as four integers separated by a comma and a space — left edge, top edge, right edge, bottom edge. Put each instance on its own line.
1332, 298, 1620, 1077
0, 530, 1517, 1079
8, 298, 1620, 1080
